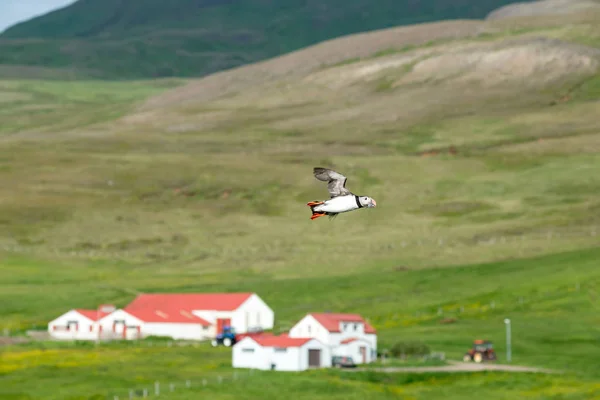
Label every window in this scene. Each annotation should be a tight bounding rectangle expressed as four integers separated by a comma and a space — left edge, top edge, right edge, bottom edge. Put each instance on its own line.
354, 323, 358, 331
274, 348, 287, 353
242, 348, 254, 353
307, 325, 312, 334
343, 323, 348, 331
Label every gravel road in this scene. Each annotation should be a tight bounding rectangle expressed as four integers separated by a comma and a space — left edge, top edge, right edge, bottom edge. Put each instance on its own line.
350, 360, 559, 374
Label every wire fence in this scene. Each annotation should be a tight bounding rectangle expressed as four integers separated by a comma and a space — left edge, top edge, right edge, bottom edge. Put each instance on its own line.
107, 370, 251, 400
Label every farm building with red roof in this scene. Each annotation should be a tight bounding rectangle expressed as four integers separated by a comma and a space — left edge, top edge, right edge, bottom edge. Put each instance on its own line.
232, 333, 331, 371
288, 312, 378, 364
47, 305, 117, 341
48, 293, 273, 341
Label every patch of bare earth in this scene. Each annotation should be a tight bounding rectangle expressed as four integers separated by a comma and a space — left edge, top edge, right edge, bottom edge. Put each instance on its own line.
356, 361, 560, 374
486, 0, 600, 20
397, 38, 599, 88
138, 20, 484, 111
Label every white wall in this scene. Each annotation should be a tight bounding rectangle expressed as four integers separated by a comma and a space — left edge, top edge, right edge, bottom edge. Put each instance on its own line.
288, 315, 331, 344
266, 346, 301, 371
233, 294, 274, 333
98, 309, 144, 340
366, 333, 377, 357
298, 339, 332, 370
338, 320, 365, 338
232, 337, 268, 370
233, 338, 331, 371
143, 323, 210, 340
333, 339, 374, 364
48, 310, 97, 341
191, 294, 274, 335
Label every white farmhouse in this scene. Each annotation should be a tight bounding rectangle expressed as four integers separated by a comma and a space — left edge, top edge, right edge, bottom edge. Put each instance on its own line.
48, 304, 116, 340
288, 313, 377, 364
232, 334, 331, 371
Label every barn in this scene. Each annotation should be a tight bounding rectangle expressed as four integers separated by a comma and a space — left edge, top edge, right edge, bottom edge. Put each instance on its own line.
96, 308, 213, 340
288, 312, 377, 364
123, 292, 274, 336
47, 292, 274, 341
47, 305, 116, 340
232, 335, 331, 371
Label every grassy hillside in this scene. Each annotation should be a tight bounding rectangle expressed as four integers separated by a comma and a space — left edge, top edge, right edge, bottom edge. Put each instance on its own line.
0, 0, 535, 79
1, 7, 598, 277
2, 3, 600, 399
2, 247, 600, 399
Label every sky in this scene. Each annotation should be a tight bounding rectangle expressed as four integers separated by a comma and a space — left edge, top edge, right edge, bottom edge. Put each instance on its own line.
0, 0, 76, 33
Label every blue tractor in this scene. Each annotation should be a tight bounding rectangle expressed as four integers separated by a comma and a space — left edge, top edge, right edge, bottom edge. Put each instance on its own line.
211, 325, 237, 347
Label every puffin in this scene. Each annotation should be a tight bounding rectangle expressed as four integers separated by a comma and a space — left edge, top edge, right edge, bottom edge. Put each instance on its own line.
307, 167, 377, 220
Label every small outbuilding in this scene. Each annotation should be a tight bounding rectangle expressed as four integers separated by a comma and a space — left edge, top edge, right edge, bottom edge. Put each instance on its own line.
48, 305, 116, 340
232, 335, 331, 371
334, 337, 375, 364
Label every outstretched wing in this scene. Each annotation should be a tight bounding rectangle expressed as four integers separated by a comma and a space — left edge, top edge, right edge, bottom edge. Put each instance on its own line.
313, 167, 352, 198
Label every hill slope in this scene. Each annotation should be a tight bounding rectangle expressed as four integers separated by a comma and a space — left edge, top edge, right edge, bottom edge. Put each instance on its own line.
2, 4, 600, 398
0, 0, 535, 79
0, 3, 599, 276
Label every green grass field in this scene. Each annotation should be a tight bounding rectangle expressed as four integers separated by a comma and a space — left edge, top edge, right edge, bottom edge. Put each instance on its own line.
2, 247, 600, 399
1, 5, 600, 400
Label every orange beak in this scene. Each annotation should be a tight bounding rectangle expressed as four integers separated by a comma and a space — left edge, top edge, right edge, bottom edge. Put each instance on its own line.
372, 199, 377, 207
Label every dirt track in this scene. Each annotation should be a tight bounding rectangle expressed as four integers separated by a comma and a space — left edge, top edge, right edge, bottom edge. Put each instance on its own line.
351, 361, 560, 374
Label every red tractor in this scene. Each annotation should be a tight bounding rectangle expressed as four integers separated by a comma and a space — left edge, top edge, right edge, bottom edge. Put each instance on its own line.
463, 339, 497, 363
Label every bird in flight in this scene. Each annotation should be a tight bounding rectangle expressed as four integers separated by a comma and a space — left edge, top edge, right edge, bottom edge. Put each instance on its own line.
307, 167, 377, 220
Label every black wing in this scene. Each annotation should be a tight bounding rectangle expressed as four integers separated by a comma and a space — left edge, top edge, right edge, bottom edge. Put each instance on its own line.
313, 167, 352, 198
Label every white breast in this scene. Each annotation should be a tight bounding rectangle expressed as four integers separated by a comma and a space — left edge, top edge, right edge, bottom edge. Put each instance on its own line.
317, 195, 358, 213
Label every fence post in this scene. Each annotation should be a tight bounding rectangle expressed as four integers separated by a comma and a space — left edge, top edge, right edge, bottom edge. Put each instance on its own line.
129, 390, 133, 400
170, 384, 174, 392
202, 379, 207, 386
143, 389, 147, 398
155, 381, 160, 396
186, 380, 191, 388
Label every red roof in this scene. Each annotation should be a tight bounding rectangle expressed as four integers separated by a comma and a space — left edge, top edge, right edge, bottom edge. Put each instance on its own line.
124, 308, 210, 325
121, 293, 253, 325
126, 293, 254, 312
310, 313, 376, 334
250, 334, 313, 348
75, 309, 111, 321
